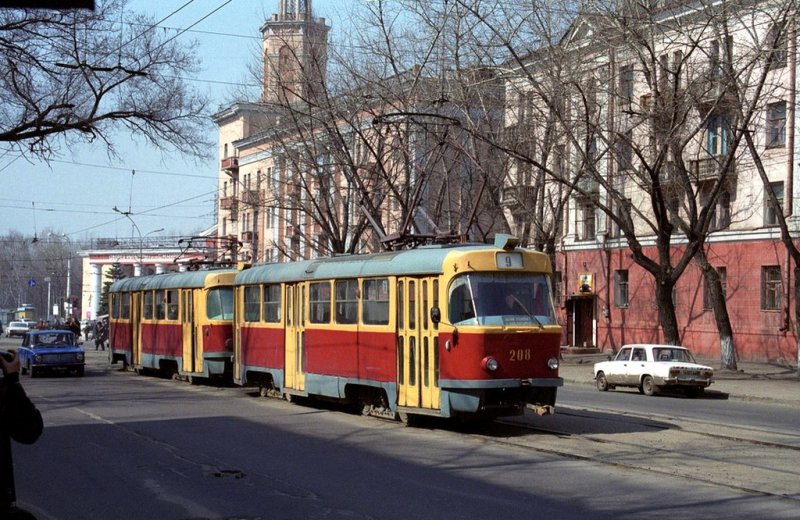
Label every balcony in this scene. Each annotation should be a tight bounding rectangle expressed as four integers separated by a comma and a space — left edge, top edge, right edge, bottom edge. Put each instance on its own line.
220, 196, 237, 210
221, 157, 239, 175
576, 174, 599, 194
501, 186, 536, 206
241, 189, 261, 205
689, 156, 736, 182
690, 74, 737, 107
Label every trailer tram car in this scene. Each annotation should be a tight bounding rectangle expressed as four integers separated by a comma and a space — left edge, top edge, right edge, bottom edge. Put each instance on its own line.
234, 235, 563, 421
108, 270, 237, 381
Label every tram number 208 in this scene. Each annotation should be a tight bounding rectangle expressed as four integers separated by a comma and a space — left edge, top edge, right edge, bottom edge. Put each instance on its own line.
509, 349, 532, 362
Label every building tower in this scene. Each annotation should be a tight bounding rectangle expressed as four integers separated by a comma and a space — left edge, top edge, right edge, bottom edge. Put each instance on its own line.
261, 0, 330, 105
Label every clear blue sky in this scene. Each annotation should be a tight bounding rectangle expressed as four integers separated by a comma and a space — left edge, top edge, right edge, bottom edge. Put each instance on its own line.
0, 0, 347, 242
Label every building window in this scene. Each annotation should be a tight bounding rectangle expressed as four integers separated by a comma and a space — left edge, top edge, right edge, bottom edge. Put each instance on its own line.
761, 266, 782, 311
703, 267, 727, 310
553, 271, 562, 306
710, 36, 733, 79
766, 101, 786, 148
614, 270, 629, 308
576, 197, 596, 241
700, 182, 731, 231
619, 65, 634, 105
706, 115, 731, 156
767, 23, 788, 70
615, 130, 633, 173
765, 181, 784, 226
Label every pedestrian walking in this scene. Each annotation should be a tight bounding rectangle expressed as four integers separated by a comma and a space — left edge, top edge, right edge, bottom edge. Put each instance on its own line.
66, 317, 81, 338
1, 350, 44, 519
94, 320, 107, 351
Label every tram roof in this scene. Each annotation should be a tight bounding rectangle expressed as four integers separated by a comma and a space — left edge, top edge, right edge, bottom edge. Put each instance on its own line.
109, 269, 237, 292
235, 243, 499, 285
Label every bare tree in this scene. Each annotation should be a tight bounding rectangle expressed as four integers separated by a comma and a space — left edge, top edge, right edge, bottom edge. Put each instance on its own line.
0, 0, 211, 161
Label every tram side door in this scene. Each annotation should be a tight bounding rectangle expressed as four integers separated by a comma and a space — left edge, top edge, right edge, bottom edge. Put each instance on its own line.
181, 289, 196, 374
131, 292, 142, 367
284, 283, 306, 393
233, 287, 242, 382
397, 277, 440, 410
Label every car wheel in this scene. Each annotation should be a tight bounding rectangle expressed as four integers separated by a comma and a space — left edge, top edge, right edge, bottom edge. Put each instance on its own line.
76, 366, 85, 377
642, 375, 657, 396
29, 365, 37, 378
596, 372, 609, 391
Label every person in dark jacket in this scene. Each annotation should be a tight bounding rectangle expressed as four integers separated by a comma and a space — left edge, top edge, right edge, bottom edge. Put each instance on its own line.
1, 350, 44, 518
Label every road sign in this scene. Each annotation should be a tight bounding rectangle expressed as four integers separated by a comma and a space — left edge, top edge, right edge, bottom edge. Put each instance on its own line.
28, 278, 36, 288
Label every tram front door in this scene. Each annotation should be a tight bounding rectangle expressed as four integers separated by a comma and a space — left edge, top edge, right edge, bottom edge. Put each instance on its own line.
397, 277, 440, 411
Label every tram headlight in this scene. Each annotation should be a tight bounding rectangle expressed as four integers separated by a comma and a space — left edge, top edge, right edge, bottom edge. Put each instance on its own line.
481, 356, 499, 372
547, 357, 559, 370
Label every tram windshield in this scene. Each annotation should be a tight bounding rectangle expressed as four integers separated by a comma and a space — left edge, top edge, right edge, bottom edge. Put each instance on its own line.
207, 287, 234, 320
448, 273, 556, 326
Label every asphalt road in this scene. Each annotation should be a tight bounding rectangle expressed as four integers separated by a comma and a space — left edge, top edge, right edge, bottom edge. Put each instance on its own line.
3, 342, 799, 519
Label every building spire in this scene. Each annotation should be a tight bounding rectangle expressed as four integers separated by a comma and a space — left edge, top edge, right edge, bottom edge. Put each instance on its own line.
261, 0, 329, 105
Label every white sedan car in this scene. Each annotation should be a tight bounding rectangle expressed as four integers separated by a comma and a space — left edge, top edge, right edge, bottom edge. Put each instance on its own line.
594, 344, 714, 397
5, 321, 31, 338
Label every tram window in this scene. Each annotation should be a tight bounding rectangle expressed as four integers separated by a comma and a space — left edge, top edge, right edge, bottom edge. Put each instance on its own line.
422, 280, 428, 330
166, 290, 179, 320
155, 291, 166, 320
207, 287, 234, 320
398, 281, 404, 329
362, 278, 389, 325
143, 291, 154, 320
335, 279, 357, 324
309, 281, 331, 324
408, 280, 416, 330
448, 279, 475, 324
244, 286, 261, 322
409, 337, 416, 385
110, 294, 119, 320
264, 284, 281, 323
432, 280, 439, 331
121, 293, 131, 320
423, 336, 429, 387
449, 273, 556, 326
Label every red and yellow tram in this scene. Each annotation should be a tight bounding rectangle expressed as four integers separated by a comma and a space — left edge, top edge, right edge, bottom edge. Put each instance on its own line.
108, 270, 236, 380
233, 235, 563, 420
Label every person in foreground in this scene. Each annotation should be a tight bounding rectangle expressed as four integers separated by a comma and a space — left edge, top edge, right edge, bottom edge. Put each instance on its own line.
1, 350, 44, 519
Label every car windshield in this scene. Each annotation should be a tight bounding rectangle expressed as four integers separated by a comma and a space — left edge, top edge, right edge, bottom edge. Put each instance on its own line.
652, 347, 696, 363
448, 272, 556, 326
32, 333, 75, 347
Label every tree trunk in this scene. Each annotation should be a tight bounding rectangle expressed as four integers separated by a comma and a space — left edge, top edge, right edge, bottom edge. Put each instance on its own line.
695, 249, 737, 370
795, 265, 800, 378
654, 276, 680, 345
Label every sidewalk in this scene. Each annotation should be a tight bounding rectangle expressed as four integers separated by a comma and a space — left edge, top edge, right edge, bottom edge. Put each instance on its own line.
560, 353, 800, 405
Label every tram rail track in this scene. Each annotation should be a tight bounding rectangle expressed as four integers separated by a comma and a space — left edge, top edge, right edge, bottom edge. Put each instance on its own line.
483, 407, 800, 503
